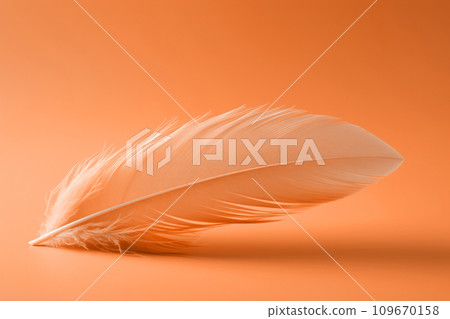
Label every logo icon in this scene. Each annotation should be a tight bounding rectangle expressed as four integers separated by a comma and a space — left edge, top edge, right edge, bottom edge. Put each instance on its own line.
126, 129, 172, 175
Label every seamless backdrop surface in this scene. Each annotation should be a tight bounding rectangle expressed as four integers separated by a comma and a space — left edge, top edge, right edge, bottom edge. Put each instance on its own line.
0, 0, 449, 300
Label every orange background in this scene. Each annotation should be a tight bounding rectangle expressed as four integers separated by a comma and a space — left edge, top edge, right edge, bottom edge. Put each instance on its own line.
0, 0, 449, 300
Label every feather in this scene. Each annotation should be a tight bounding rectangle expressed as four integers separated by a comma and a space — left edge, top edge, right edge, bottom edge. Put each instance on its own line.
29, 107, 403, 253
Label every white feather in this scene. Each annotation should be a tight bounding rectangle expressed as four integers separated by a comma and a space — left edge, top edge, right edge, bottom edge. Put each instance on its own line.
29, 107, 403, 253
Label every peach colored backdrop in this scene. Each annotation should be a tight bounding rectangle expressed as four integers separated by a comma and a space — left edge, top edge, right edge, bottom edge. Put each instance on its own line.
0, 0, 449, 300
